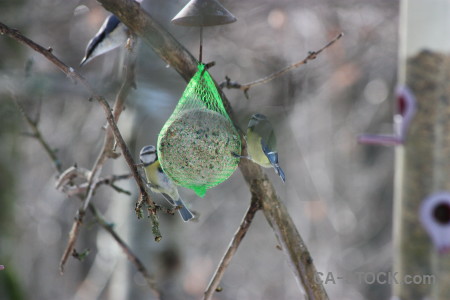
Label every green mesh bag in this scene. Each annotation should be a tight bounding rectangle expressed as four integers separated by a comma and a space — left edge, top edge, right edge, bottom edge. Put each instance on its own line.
157, 64, 241, 197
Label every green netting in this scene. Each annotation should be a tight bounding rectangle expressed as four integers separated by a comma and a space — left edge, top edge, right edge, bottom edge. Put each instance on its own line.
157, 64, 241, 197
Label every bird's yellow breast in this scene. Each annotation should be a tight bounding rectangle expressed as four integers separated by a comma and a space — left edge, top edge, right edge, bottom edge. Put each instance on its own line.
143, 160, 162, 186
247, 129, 271, 167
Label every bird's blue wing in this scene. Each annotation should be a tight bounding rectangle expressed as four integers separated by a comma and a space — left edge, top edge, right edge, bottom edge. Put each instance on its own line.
161, 193, 176, 206
174, 199, 195, 222
261, 141, 278, 164
262, 140, 286, 183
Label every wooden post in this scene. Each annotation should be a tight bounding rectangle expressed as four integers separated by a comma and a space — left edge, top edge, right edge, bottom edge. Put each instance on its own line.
394, 0, 450, 299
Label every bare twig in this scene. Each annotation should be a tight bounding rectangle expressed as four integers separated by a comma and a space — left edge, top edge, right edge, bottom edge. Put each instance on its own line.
0, 21, 155, 209
100, 173, 134, 183
11, 96, 62, 172
105, 181, 133, 195
0, 22, 159, 263
146, 196, 162, 242
59, 40, 139, 273
59, 216, 84, 272
71, 248, 90, 261
62, 36, 139, 271
11, 81, 159, 296
88, 204, 160, 298
56, 169, 133, 196
94, 1, 329, 298
204, 196, 261, 300
219, 33, 344, 97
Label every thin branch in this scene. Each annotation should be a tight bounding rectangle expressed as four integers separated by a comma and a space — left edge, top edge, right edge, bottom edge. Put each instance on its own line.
94, 1, 329, 299
71, 248, 90, 261
56, 170, 133, 197
0, 22, 160, 258
0, 21, 154, 207
11, 96, 62, 172
63, 37, 139, 271
11, 84, 158, 296
219, 33, 343, 97
88, 204, 160, 298
101, 173, 134, 184
60, 41, 139, 273
59, 212, 84, 273
204, 196, 261, 300
108, 182, 133, 195
11, 97, 84, 273
146, 196, 162, 242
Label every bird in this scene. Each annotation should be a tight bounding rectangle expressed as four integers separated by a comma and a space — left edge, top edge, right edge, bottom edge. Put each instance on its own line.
139, 145, 194, 222
244, 113, 286, 183
79, 14, 129, 67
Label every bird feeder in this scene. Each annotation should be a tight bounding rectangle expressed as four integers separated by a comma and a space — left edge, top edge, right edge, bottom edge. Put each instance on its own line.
157, 1, 239, 197
157, 63, 240, 198
393, 1, 450, 299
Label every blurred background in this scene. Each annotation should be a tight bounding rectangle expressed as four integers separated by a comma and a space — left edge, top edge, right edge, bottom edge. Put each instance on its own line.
0, 0, 398, 299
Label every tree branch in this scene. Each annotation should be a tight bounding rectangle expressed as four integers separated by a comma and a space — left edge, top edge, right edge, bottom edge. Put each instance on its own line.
55, 167, 132, 197
59, 37, 142, 273
11, 95, 62, 173
0, 21, 159, 245
88, 204, 160, 298
220, 33, 344, 98
10, 87, 159, 296
94, 1, 329, 299
204, 196, 261, 300
97, 0, 198, 80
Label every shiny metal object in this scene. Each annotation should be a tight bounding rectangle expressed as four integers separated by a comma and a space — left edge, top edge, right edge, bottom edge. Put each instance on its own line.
171, 0, 237, 27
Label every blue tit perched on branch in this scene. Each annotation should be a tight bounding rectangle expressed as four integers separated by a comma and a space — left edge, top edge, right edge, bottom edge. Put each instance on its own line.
80, 14, 129, 66
245, 113, 286, 183
139, 145, 194, 222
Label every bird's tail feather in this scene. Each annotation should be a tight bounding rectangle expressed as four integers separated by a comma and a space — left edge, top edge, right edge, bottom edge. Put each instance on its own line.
175, 199, 194, 222
273, 163, 286, 183
265, 150, 286, 183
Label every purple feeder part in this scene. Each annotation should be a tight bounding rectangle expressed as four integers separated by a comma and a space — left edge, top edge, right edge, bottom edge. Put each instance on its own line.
395, 85, 416, 139
358, 86, 416, 146
420, 192, 450, 254
357, 134, 403, 146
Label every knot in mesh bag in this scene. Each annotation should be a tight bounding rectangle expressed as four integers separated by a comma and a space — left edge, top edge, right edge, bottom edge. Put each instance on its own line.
157, 64, 241, 197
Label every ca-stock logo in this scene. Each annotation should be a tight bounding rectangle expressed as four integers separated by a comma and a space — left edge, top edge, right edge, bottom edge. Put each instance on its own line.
315, 271, 435, 285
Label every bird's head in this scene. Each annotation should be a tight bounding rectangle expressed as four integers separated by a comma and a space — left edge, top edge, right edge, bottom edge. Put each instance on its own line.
248, 113, 267, 129
139, 145, 158, 166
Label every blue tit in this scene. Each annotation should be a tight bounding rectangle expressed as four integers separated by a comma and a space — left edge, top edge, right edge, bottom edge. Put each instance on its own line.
246, 113, 286, 183
139, 145, 194, 222
80, 14, 129, 66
